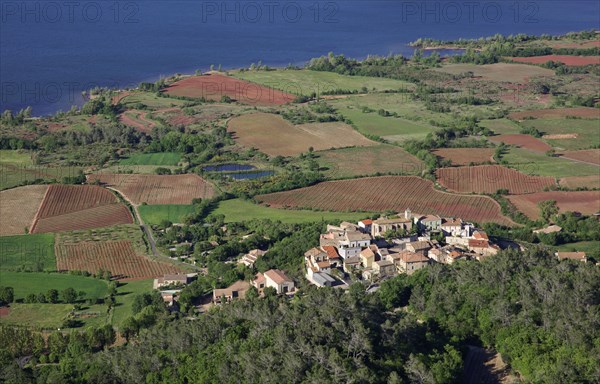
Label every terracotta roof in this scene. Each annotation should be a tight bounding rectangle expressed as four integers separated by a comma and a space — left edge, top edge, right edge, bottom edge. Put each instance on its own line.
345, 231, 371, 242
473, 231, 489, 240
448, 251, 464, 259
468, 239, 489, 248
264, 269, 292, 285
322, 245, 340, 259
420, 214, 441, 222
316, 261, 331, 269
533, 225, 562, 234
556, 252, 586, 261
254, 272, 265, 285
407, 241, 431, 251
359, 219, 373, 226
214, 280, 250, 299
360, 248, 375, 259
375, 260, 394, 267
305, 247, 325, 258
400, 251, 429, 263
442, 218, 462, 227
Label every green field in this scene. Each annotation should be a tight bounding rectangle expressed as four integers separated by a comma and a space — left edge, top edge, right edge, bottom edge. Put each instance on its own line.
480, 118, 522, 135
120, 91, 187, 109
0, 234, 56, 271
233, 69, 413, 96
0, 272, 108, 300
212, 199, 371, 223
555, 241, 600, 256
0, 150, 32, 165
316, 144, 424, 178
520, 118, 600, 150
0, 304, 75, 328
139, 204, 196, 225
0, 150, 82, 190
502, 148, 599, 178
112, 279, 154, 328
119, 152, 182, 166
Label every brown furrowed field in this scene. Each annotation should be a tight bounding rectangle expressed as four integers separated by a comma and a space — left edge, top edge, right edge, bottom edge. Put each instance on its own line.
228, 113, 375, 156
432, 148, 496, 166
509, 55, 600, 66
434, 63, 554, 83
29, 185, 133, 233
256, 176, 514, 225
509, 107, 600, 120
55, 240, 180, 280
559, 176, 600, 190
508, 191, 600, 220
316, 144, 424, 178
88, 173, 217, 204
164, 74, 295, 105
0, 185, 48, 236
33, 204, 133, 234
436, 165, 556, 194
489, 134, 552, 153
560, 149, 600, 165
35, 185, 119, 219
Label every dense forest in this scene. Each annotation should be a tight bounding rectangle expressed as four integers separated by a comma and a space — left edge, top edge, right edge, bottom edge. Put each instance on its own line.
2, 248, 597, 383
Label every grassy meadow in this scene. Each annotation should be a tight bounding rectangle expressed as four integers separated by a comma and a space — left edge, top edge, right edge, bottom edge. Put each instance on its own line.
0, 271, 108, 300
139, 204, 196, 225
0, 234, 56, 271
233, 69, 413, 96
502, 148, 600, 178
212, 199, 371, 223
119, 152, 182, 166
111, 279, 154, 328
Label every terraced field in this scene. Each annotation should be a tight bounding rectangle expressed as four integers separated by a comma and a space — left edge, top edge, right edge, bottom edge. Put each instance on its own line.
436, 165, 556, 194
30, 185, 133, 234
89, 173, 217, 204
256, 176, 514, 225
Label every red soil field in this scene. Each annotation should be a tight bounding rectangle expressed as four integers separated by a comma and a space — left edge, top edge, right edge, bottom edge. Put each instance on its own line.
559, 176, 600, 190
548, 41, 600, 49
509, 55, 600, 66
432, 148, 495, 166
119, 110, 157, 133
88, 173, 217, 205
560, 149, 600, 165
35, 185, 119, 220
33, 204, 133, 234
508, 191, 600, 220
30, 185, 133, 234
164, 74, 295, 106
55, 240, 180, 280
256, 176, 514, 225
509, 107, 599, 120
489, 134, 552, 153
437, 165, 556, 195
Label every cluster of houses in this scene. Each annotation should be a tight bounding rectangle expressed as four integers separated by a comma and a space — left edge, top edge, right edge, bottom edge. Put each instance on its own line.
213, 269, 295, 303
305, 209, 501, 287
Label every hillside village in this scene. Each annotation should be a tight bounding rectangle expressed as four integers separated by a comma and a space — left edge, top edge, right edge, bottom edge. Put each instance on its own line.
305, 209, 502, 287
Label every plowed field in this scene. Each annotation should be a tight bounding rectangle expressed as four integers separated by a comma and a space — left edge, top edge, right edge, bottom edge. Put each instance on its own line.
88, 174, 217, 204
55, 240, 180, 280
256, 176, 514, 225
436, 165, 556, 194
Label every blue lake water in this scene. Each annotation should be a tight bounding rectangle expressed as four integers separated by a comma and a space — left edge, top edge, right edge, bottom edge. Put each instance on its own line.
203, 164, 257, 172
1, 0, 599, 115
